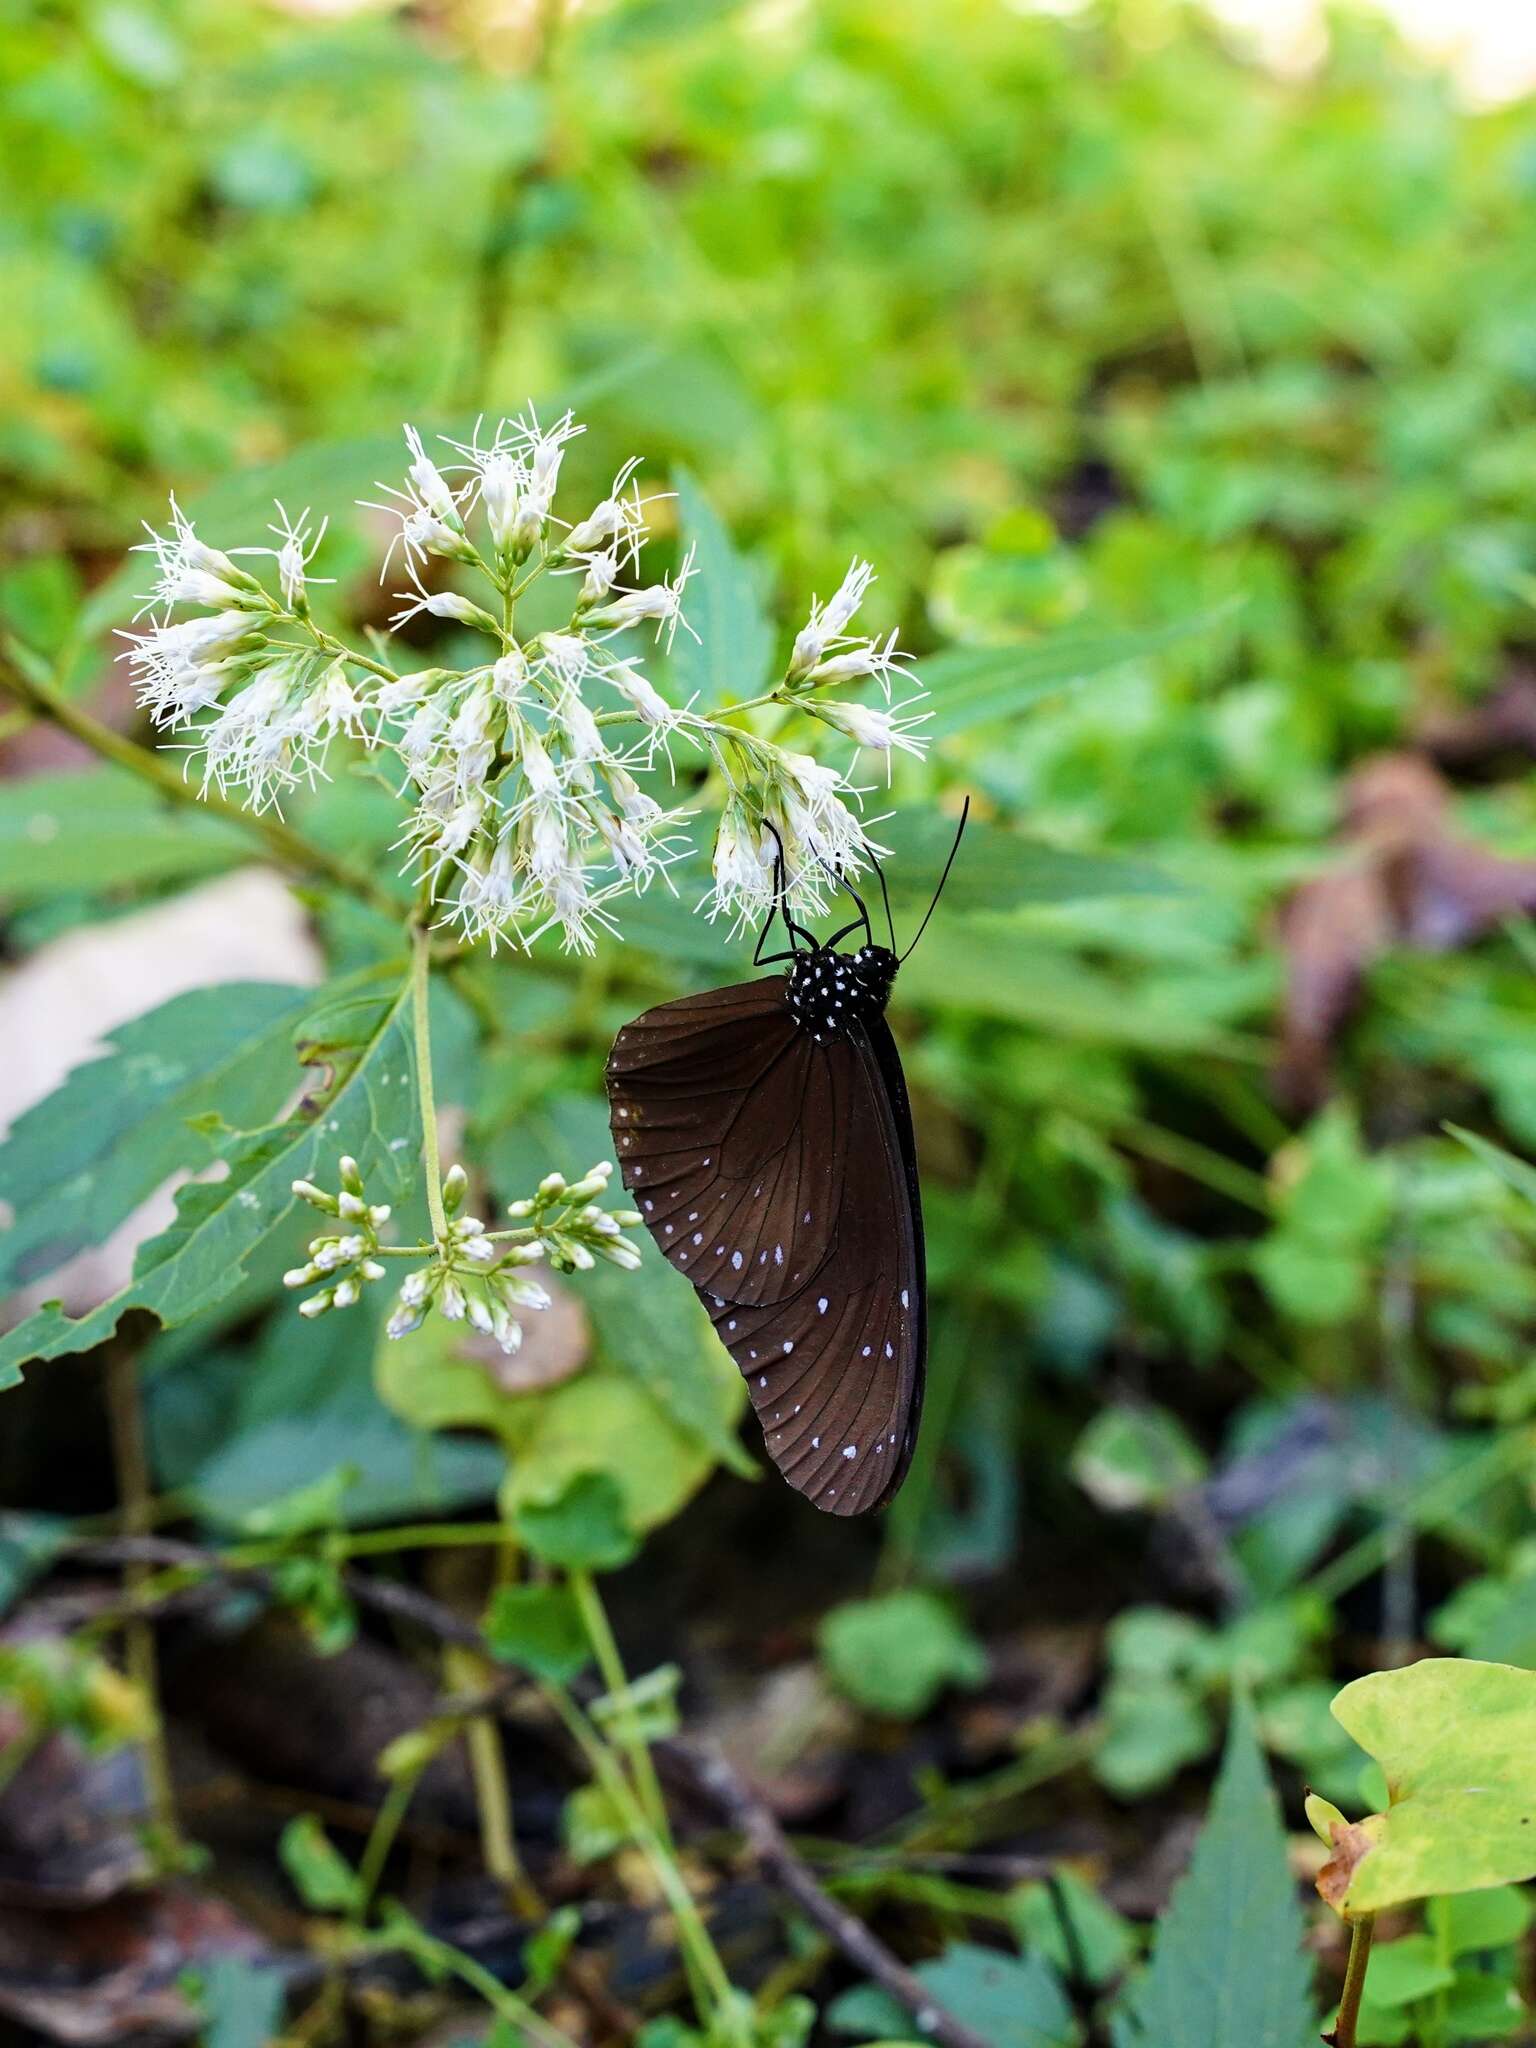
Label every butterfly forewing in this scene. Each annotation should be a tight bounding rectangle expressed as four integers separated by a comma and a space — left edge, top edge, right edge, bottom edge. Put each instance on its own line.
606, 979, 849, 1306
605, 972, 924, 1517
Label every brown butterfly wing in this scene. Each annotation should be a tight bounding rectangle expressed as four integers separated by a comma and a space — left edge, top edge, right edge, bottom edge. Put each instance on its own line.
605, 978, 848, 1306
606, 981, 924, 1517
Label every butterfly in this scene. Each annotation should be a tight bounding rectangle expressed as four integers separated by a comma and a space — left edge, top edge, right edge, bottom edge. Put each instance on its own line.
604, 805, 966, 1516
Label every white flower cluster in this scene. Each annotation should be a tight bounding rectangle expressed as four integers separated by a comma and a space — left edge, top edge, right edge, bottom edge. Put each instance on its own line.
285, 1156, 644, 1356
125, 410, 930, 951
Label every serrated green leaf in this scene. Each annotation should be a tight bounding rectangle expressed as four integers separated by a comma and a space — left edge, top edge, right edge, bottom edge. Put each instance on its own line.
1111, 1696, 1314, 2048
669, 465, 774, 705
0, 980, 310, 1295
484, 1583, 591, 1682
1318, 1659, 1536, 1914
0, 767, 248, 899
0, 965, 417, 1388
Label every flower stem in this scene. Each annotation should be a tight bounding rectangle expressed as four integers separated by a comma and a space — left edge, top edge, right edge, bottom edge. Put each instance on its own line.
1329, 1914, 1376, 2048
355, 1760, 423, 1913
542, 1681, 745, 2041
444, 1642, 540, 1916
411, 921, 448, 1245
569, 1568, 673, 1847
0, 648, 399, 919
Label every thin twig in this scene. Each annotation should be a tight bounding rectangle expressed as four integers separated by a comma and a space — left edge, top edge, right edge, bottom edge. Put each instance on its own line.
0, 648, 400, 919
679, 1742, 994, 2048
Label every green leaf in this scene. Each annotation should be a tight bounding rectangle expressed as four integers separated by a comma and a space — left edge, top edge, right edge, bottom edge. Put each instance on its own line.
827, 1944, 1074, 2047
582, 1252, 756, 1477
1009, 1871, 1136, 1990
1111, 1696, 1314, 2048
878, 808, 1180, 915
564, 1781, 630, 1864
817, 1589, 987, 1719
1071, 1402, 1206, 1511
515, 1471, 639, 1572
1446, 1125, 1536, 1211
1317, 1659, 1536, 1914
670, 465, 774, 704
1443, 1971, 1525, 2041
279, 1814, 362, 1913
0, 767, 247, 900
148, 1294, 501, 1531
190, 1956, 286, 2048
1095, 1676, 1213, 1799
921, 606, 1234, 738
0, 981, 311, 1295
522, 1904, 582, 1996
483, 1584, 592, 1683
1355, 1934, 1455, 2008
0, 965, 417, 1388
1428, 1883, 1534, 1956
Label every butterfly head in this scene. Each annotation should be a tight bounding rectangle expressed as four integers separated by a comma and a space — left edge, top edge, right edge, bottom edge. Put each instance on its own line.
785, 940, 898, 1044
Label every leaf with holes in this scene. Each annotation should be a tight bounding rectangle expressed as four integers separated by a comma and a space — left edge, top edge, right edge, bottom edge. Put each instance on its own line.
0, 965, 417, 1388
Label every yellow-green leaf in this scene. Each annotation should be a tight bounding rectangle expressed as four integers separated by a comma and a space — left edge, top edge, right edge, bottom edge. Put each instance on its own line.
1318, 1659, 1536, 1914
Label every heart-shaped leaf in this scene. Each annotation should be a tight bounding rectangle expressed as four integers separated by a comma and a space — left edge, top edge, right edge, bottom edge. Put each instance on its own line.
1317, 1659, 1536, 1915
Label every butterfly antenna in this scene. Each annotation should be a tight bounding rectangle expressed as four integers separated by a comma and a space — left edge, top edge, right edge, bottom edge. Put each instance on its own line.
872, 850, 898, 952
761, 817, 814, 955
898, 795, 971, 963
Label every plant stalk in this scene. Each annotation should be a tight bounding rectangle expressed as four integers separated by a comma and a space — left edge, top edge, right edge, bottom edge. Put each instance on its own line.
1328, 1914, 1376, 2048
411, 921, 448, 1245
0, 650, 399, 918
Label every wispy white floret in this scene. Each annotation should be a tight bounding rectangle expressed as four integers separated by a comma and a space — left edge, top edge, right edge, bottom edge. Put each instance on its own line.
584, 543, 698, 649
134, 498, 265, 616
811, 693, 930, 775
790, 558, 875, 676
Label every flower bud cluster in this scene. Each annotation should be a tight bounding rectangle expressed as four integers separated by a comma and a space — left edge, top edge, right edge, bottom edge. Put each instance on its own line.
284, 1156, 391, 1315
284, 1156, 645, 1358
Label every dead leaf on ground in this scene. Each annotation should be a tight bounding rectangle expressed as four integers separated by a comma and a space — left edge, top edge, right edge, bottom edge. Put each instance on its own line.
0, 1885, 275, 2045
1276, 752, 1536, 1108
